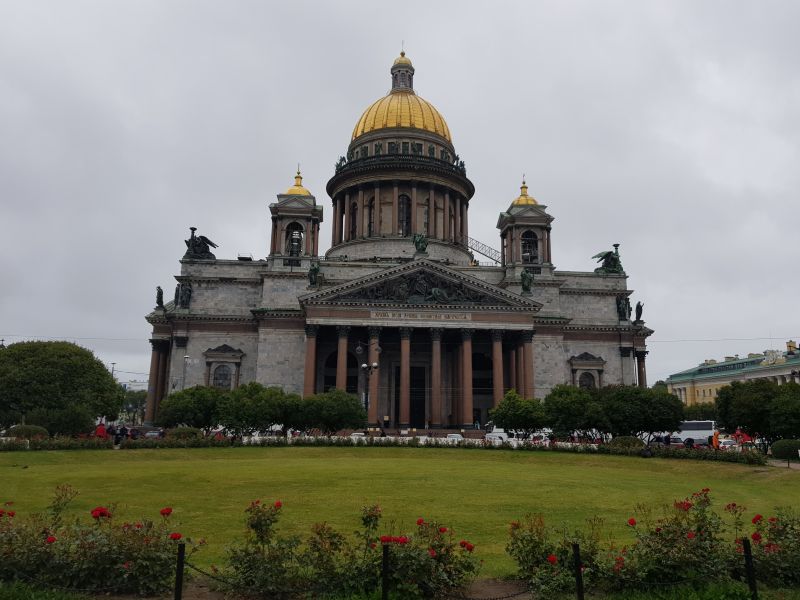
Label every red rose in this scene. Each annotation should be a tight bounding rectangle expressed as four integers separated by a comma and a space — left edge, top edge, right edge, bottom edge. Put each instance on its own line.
465, 542, 474, 552
416, 518, 425, 526
687, 531, 696, 539
274, 500, 282, 509
370, 543, 376, 549
547, 554, 557, 565
380, 535, 390, 544
439, 526, 447, 533
169, 532, 182, 540
91, 506, 111, 519
768, 517, 777, 523
122, 561, 131, 570
428, 548, 436, 557
135, 522, 143, 529
398, 536, 409, 545
752, 514, 763, 524
6, 511, 14, 518
751, 532, 762, 543
655, 527, 662, 533
627, 518, 637, 527
46, 536, 57, 544
160, 507, 173, 516
459, 540, 467, 548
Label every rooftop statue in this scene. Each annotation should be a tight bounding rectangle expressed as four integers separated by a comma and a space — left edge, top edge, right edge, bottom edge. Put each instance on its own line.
520, 269, 534, 293
183, 227, 218, 260
308, 262, 320, 286
413, 233, 428, 253
155, 286, 164, 308
635, 301, 644, 322
592, 243, 625, 275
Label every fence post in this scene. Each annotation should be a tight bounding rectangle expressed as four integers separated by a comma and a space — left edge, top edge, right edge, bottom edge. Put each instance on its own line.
742, 537, 758, 600
174, 542, 186, 600
381, 543, 390, 600
572, 542, 585, 600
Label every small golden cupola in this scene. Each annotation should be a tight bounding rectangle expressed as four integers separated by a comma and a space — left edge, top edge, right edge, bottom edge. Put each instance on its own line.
512, 179, 538, 206
285, 170, 312, 196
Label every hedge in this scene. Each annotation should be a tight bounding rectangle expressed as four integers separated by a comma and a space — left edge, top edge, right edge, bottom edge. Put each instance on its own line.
771, 439, 800, 460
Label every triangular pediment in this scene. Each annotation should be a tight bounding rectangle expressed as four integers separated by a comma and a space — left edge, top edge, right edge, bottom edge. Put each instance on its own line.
300, 260, 541, 311
272, 196, 316, 209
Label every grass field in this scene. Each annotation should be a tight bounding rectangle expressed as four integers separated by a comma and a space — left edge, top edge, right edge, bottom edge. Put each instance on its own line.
2, 447, 798, 577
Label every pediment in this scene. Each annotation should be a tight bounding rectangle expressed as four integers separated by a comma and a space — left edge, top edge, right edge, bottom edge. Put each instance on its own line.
205, 344, 244, 355
300, 260, 541, 311
273, 196, 316, 209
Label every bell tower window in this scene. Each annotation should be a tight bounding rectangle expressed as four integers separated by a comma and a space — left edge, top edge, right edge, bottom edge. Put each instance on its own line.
521, 230, 539, 263
285, 222, 304, 256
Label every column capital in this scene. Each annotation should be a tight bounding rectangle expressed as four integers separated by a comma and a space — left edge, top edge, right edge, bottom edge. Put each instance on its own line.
430, 328, 443, 341
634, 349, 649, 359
461, 328, 475, 341
336, 325, 351, 337
491, 329, 504, 342
619, 346, 633, 357
305, 324, 319, 338
520, 330, 535, 342
399, 327, 413, 340
368, 326, 382, 339
149, 338, 170, 351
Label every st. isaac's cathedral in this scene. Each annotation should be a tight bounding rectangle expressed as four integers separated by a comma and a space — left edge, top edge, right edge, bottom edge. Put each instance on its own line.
144, 53, 653, 429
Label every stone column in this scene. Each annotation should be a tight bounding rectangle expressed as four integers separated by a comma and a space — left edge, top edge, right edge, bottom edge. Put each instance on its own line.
430, 328, 443, 427
454, 196, 461, 244
491, 330, 504, 406
428, 185, 436, 238
635, 350, 649, 388
335, 325, 350, 390
500, 234, 506, 266
357, 187, 364, 238
343, 192, 351, 242
411, 184, 418, 235
303, 325, 319, 397
461, 329, 474, 427
399, 327, 411, 427
522, 330, 535, 399
545, 226, 552, 262
507, 346, 516, 393
508, 229, 515, 263
312, 222, 319, 256
367, 327, 381, 426
234, 363, 241, 389
332, 197, 341, 245
144, 339, 167, 424
516, 334, 525, 394
444, 191, 451, 242
392, 182, 399, 235
374, 183, 382, 234
270, 217, 277, 255
464, 201, 469, 241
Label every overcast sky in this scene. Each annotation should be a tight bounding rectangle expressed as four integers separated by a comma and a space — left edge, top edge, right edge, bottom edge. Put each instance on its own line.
1, 0, 798, 387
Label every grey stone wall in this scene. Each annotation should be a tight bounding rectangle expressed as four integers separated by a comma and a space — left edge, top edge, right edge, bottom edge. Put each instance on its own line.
256, 327, 305, 394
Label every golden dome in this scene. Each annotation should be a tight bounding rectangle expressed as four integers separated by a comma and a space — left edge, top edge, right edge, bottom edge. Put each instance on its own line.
352, 91, 452, 142
512, 180, 538, 205
393, 51, 413, 66
285, 170, 311, 196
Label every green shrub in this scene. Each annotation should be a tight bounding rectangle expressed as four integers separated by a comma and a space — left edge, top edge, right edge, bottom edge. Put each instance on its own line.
166, 427, 202, 440
609, 436, 645, 449
5, 425, 48, 440
771, 439, 800, 460
0, 485, 200, 595
0, 581, 90, 600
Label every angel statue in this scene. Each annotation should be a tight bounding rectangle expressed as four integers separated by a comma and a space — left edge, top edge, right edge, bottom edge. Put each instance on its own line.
592, 243, 624, 275
183, 227, 218, 260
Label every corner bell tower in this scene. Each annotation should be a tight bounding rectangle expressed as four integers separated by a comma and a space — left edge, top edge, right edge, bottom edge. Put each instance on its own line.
497, 179, 555, 280
268, 171, 324, 259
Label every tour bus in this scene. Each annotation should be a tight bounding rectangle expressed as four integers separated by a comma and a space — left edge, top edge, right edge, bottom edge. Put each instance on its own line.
673, 420, 717, 445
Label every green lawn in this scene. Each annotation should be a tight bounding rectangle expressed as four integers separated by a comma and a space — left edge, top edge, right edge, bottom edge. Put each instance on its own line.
2, 447, 798, 577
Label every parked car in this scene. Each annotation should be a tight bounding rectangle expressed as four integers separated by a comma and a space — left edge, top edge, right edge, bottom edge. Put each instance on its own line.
484, 433, 506, 446
718, 439, 738, 451
445, 433, 464, 444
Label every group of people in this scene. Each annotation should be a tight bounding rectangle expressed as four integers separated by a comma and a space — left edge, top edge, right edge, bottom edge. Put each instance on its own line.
94, 422, 141, 444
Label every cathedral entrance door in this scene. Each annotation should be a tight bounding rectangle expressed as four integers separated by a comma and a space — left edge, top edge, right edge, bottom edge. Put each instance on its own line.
410, 366, 426, 429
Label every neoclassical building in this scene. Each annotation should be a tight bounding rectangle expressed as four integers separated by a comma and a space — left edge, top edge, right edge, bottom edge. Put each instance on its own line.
145, 53, 653, 429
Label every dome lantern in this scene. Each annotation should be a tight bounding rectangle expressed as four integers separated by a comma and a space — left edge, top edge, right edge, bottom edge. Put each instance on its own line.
512, 179, 538, 206
390, 51, 415, 92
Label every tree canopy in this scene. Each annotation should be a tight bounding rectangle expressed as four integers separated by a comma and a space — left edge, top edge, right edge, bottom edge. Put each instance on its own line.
716, 380, 800, 448
0, 341, 121, 429
157, 385, 227, 433
489, 390, 546, 435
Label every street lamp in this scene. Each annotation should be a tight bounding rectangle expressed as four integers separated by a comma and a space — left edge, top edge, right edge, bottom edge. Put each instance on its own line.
181, 355, 190, 390
360, 361, 379, 413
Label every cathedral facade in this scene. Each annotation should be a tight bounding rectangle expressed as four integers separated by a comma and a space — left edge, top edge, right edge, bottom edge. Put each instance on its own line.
144, 53, 653, 429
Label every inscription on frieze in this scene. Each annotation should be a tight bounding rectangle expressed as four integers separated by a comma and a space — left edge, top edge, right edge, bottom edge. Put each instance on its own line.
370, 311, 472, 322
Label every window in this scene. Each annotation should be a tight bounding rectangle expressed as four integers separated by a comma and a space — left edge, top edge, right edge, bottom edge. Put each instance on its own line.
428, 145, 436, 157
398, 194, 411, 237
578, 372, 596, 389
422, 201, 429, 235
212, 365, 232, 390
521, 230, 539, 263
402, 142, 409, 154
349, 202, 358, 239
285, 222, 304, 256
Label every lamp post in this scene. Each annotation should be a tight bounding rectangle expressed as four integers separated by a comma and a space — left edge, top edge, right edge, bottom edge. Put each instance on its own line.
181, 355, 190, 390
360, 362, 379, 413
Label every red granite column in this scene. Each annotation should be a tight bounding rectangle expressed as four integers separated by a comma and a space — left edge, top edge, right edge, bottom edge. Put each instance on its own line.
332, 197, 341, 245
461, 329, 474, 427
399, 327, 411, 427
444, 191, 451, 242
428, 185, 436, 238
303, 325, 318, 397
508, 346, 517, 393
492, 330, 504, 407
430, 328, 443, 427
144, 339, 163, 424
367, 327, 381, 426
635, 350, 648, 388
516, 334, 525, 394
335, 325, 350, 390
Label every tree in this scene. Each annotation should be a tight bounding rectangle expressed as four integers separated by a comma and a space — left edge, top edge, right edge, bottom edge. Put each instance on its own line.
543, 385, 609, 440
26, 405, 94, 437
0, 341, 122, 428
716, 380, 783, 451
218, 382, 283, 437
303, 389, 366, 434
157, 386, 227, 434
683, 402, 717, 421
122, 389, 148, 425
489, 390, 545, 436
769, 383, 800, 441
596, 385, 683, 443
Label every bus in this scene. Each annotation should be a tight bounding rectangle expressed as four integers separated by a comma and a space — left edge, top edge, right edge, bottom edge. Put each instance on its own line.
674, 420, 717, 445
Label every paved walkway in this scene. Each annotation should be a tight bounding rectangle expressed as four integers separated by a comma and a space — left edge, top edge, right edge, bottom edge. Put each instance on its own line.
768, 459, 800, 470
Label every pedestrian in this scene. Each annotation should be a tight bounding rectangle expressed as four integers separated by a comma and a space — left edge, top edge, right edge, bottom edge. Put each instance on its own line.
95, 422, 107, 440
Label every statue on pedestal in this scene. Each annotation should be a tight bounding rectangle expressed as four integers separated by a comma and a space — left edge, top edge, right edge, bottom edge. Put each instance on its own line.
592, 243, 625, 275
413, 233, 429, 253
155, 286, 164, 308
308, 262, 320, 286
521, 269, 534, 293
183, 227, 218, 260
